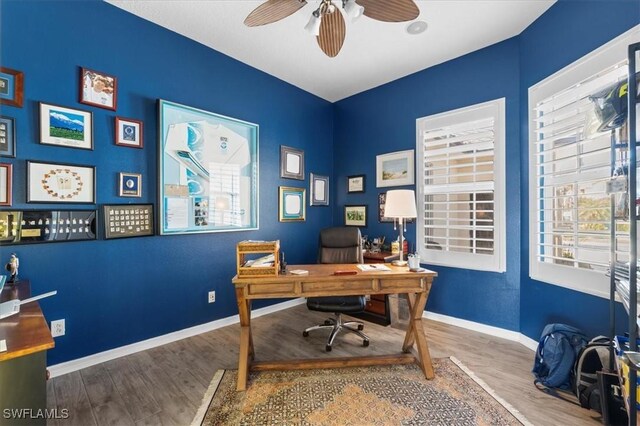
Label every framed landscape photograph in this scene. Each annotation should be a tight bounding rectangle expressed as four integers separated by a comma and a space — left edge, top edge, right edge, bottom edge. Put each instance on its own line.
0, 163, 12, 206
310, 173, 329, 206
119, 172, 142, 197
159, 99, 259, 235
376, 150, 415, 188
115, 117, 143, 148
347, 175, 365, 193
280, 146, 304, 180
0, 116, 16, 157
27, 161, 96, 204
0, 67, 24, 107
39, 102, 93, 150
80, 67, 117, 110
345, 205, 367, 227
279, 186, 306, 222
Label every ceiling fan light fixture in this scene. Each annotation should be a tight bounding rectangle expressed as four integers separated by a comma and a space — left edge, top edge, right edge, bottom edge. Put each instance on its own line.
343, 0, 364, 21
304, 13, 322, 36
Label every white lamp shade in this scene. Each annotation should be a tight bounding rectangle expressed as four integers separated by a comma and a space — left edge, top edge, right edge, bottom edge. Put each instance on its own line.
304, 15, 322, 36
384, 190, 417, 218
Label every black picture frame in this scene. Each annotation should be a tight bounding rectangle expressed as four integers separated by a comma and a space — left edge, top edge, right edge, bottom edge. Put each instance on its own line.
0, 209, 97, 245
347, 175, 365, 193
27, 160, 96, 204
103, 204, 154, 239
0, 116, 16, 158
345, 204, 367, 227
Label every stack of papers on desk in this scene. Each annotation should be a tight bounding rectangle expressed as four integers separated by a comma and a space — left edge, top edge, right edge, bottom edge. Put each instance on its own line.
244, 254, 275, 267
357, 264, 391, 272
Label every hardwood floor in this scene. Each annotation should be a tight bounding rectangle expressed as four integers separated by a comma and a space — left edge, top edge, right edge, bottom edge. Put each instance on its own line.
47, 305, 600, 425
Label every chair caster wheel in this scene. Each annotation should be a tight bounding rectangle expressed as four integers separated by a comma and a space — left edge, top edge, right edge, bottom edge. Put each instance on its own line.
363, 340, 370, 347
324, 320, 332, 326
302, 331, 309, 337
357, 324, 364, 331
325, 345, 332, 352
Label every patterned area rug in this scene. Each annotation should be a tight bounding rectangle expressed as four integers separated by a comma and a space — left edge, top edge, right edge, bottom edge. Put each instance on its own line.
191, 357, 532, 426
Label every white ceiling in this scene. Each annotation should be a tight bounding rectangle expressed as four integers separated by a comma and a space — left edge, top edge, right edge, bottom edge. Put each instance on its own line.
107, 0, 554, 102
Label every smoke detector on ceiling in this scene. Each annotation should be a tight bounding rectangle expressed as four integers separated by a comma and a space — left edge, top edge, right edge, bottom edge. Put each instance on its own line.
406, 20, 428, 35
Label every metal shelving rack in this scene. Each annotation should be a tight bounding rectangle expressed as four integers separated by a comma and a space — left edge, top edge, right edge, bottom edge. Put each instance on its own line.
611, 42, 640, 426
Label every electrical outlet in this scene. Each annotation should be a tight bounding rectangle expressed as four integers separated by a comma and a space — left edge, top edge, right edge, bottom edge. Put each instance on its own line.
208, 291, 216, 304
51, 319, 65, 337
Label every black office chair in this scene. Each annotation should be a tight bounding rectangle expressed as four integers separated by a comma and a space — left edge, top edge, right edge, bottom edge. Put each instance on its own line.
302, 227, 370, 351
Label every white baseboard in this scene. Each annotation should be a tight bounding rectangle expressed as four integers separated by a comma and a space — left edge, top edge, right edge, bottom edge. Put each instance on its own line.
423, 311, 537, 352
48, 298, 306, 378
50, 300, 538, 378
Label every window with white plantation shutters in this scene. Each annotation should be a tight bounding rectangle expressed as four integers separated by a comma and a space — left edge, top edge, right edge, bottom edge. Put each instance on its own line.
529, 25, 639, 297
416, 99, 506, 272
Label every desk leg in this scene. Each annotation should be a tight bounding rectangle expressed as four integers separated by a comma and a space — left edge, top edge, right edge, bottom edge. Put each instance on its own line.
236, 289, 253, 391
410, 290, 434, 379
402, 293, 417, 353
247, 299, 255, 361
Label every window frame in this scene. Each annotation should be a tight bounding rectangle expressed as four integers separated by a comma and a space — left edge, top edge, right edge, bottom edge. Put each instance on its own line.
416, 98, 506, 273
528, 25, 640, 298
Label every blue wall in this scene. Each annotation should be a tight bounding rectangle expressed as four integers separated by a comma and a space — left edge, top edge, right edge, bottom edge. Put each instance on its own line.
333, 0, 640, 339
0, 0, 333, 365
518, 0, 640, 340
334, 39, 522, 331
2, 0, 639, 366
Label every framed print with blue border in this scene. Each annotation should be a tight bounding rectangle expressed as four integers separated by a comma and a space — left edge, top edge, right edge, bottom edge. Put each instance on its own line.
115, 117, 144, 148
0, 116, 16, 158
310, 173, 329, 206
0, 67, 24, 107
279, 186, 305, 222
158, 99, 259, 235
119, 172, 142, 198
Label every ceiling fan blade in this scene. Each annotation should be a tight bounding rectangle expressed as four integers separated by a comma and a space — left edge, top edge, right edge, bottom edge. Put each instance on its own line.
356, 0, 419, 22
244, 0, 307, 27
317, 10, 346, 58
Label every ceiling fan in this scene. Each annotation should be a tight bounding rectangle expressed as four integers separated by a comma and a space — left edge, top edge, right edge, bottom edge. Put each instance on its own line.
244, 0, 420, 58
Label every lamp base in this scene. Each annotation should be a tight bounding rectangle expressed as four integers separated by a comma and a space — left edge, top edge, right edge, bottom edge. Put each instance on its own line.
391, 260, 408, 266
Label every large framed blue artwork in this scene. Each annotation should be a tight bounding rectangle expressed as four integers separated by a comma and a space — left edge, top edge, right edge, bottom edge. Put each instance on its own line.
158, 100, 259, 235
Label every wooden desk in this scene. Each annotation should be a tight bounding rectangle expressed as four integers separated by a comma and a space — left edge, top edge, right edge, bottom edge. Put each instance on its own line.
232, 264, 437, 391
0, 280, 54, 426
359, 251, 402, 325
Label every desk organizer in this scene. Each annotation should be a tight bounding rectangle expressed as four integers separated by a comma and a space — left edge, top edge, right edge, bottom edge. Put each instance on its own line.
236, 240, 280, 277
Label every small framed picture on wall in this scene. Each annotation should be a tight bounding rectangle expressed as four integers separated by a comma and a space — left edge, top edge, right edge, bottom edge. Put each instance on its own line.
347, 175, 365, 193
345, 205, 367, 227
0, 116, 16, 158
0, 67, 24, 107
80, 67, 117, 110
27, 161, 96, 204
0, 163, 12, 206
39, 102, 93, 150
115, 117, 143, 148
310, 173, 329, 206
280, 146, 304, 180
119, 172, 142, 197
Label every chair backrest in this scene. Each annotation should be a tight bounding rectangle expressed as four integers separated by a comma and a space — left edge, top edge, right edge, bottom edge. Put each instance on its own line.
318, 227, 364, 264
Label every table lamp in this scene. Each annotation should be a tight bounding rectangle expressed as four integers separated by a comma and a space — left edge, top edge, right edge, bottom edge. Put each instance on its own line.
383, 190, 417, 266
